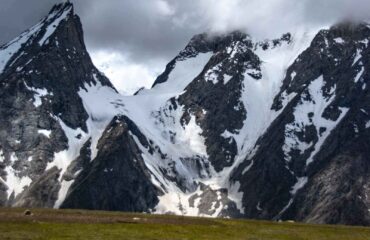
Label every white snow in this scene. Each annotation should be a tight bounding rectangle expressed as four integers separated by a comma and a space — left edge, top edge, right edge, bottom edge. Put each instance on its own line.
147, 52, 212, 96
48, 79, 125, 208
38, 5, 72, 46
4, 153, 32, 198
360, 39, 369, 48
256, 202, 263, 211
291, 71, 297, 80
24, 83, 52, 107
204, 63, 233, 85
204, 64, 222, 84
223, 27, 320, 172
0, 3, 72, 74
334, 37, 345, 44
283, 76, 330, 161
224, 74, 233, 84
290, 177, 307, 195
180, 115, 208, 156
0, 23, 42, 74
47, 117, 87, 208
139, 27, 321, 217
352, 49, 362, 66
305, 104, 348, 166
38, 129, 52, 138
5, 166, 32, 198
228, 40, 248, 59
242, 160, 254, 175
227, 181, 245, 214
355, 66, 365, 83
281, 76, 349, 166
110, 53, 218, 217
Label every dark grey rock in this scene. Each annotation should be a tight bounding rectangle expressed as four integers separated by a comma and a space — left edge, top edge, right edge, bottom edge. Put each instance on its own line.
61, 115, 160, 212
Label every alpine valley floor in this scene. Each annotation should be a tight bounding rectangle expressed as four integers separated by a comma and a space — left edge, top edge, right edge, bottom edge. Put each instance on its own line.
0, 208, 369, 240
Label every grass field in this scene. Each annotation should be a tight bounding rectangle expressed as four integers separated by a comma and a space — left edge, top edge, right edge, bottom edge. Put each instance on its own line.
0, 208, 369, 240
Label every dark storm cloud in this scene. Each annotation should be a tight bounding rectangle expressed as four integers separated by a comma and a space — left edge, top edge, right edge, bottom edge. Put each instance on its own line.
2, 0, 370, 63
73, 0, 204, 64
0, 0, 59, 44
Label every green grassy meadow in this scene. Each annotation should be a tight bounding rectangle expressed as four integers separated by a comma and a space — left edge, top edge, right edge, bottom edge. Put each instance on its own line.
0, 208, 369, 240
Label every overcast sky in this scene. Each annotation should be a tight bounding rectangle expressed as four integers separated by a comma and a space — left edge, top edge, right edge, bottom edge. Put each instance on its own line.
1, 0, 370, 94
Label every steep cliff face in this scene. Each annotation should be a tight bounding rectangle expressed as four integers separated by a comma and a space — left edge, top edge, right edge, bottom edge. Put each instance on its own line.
2, 2, 370, 226
61, 115, 160, 211
0, 2, 117, 208
224, 23, 370, 225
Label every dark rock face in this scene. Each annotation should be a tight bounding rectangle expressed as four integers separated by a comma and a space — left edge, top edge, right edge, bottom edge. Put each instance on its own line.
188, 183, 243, 217
0, 2, 115, 207
230, 23, 370, 225
61, 115, 160, 212
177, 32, 256, 171
13, 167, 61, 208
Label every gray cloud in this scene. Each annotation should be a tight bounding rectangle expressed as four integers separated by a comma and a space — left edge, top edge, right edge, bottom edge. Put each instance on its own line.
1, 0, 370, 93
0, 0, 59, 45
3, 0, 370, 63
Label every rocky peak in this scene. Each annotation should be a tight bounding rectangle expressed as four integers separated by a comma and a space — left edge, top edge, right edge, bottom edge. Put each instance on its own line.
151, 31, 251, 87
255, 33, 292, 51
181, 31, 251, 57
0, 2, 117, 208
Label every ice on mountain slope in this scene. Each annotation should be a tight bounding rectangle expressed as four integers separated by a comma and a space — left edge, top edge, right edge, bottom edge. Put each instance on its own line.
276, 76, 349, 218
117, 52, 236, 216
283, 76, 337, 163
221, 28, 321, 174
44, 52, 214, 210
274, 175, 308, 218
122, 53, 213, 156
181, 116, 208, 156
204, 63, 233, 85
46, 116, 87, 208
129, 28, 325, 217
0, 24, 42, 74
305, 109, 349, 166
24, 83, 53, 108
355, 66, 365, 83
130, 114, 211, 216
38, 129, 52, 138
145, 53, 212, 96
38, 5, 72, 46
352, 49, 362, 66
334, 37, 345, 44
4, 153, 32, 198
291, 177, 308, 195
0, 3, 72, 75
49, 79, 125, 208
133, 28, 324, 217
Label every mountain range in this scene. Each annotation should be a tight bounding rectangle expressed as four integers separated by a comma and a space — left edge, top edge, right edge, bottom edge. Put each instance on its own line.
0, 2, 370, 225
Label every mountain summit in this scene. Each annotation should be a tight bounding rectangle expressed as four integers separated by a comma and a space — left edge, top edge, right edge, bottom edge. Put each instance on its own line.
1, 3, 370, 225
